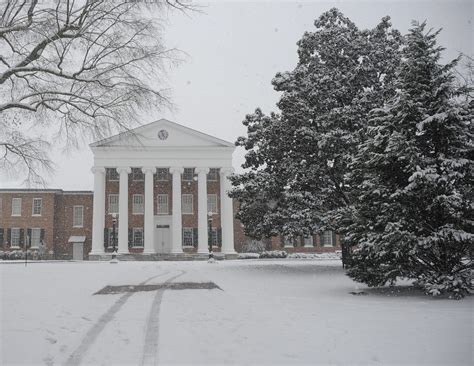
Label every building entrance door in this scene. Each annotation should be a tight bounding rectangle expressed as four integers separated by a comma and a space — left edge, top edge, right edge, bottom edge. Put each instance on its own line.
155, 225, 170, 253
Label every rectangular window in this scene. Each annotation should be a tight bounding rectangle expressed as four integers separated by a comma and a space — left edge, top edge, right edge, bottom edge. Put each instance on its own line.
31, 228, 41, 248
133, 228, 144, 247
73, 206, 84, 227
282, 235, 294, 248
182, 227, 194, 247
210, 228, 218, 246
303, 235, 314, 247
156, 168, 170, 181
320, 230, 334, 247
182, 168, 194, 181
108, 227, 119, 248
108, 194, 119, 214
32, 198, 42, 216
106, 168, 119, 181
11, 198, 21, 216
132, 194, 144, 214
132, 168, 144, 181
207, 168, 219, 181
157, 194, 169, 214
11, 228, 20, 247
207, 194, 218, 214
182, 194, 193, 214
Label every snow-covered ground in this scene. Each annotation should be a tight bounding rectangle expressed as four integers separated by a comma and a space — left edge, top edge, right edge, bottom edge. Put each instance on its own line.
1, 260, 472, 365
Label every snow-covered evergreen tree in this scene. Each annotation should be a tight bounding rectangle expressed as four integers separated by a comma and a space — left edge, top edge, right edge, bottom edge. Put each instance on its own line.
230, 9, 402, 240
346, 22, 473, 299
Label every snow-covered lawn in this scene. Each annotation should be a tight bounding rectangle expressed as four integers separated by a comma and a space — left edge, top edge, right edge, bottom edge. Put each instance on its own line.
1, 260, 472, 365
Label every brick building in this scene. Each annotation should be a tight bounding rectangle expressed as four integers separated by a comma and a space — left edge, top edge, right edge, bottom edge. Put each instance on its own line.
0, 119, 340, 260
0, 189, 93, 259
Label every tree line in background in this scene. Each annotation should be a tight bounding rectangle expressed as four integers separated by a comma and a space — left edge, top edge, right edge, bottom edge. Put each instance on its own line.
230, 8, 473, 299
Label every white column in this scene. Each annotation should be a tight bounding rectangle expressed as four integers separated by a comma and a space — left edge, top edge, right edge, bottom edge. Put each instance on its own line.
142, 167, 156, 254
195, 167, 209, 254
220, 167, 236, 254
117, 167, 131, 254
91, 167, 105, 255
170, 167, 184, 254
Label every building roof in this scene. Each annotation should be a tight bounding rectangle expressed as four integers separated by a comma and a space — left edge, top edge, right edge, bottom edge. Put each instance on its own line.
0, 189, 93, 194
90, 118, 235, 149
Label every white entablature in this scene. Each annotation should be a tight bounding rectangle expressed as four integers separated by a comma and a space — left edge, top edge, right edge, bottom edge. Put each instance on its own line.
89, 119, 236, 257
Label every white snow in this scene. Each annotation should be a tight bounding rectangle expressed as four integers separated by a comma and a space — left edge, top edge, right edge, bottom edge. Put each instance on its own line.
1, 260, 472, 365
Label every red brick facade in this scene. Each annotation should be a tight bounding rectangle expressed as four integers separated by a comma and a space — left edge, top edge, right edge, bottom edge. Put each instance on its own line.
0, 190, 93, 259
1, 183, 340, 259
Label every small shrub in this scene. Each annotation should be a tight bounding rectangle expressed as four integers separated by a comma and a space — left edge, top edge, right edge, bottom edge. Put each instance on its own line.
260, 250, 287, 259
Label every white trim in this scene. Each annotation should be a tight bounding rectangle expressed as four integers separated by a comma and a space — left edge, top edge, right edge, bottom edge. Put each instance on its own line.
11, 198, 21, 216
72, 205, 84, 228
108, 194, 119, 214
10, 227, 20, 247
207, 194, 218, 214
30, 228, 41, 248
157, 194, 169, 215
132, 194, 144, 215
90, 118, 235, 148
32, 198, 42, 216
182, 194, 193, 215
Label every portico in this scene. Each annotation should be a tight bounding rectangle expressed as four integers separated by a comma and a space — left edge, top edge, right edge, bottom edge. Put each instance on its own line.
89, 119, 237, 259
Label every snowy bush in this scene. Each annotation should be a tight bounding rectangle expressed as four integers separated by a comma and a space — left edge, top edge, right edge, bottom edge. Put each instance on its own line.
241, 239, 266, 253
238, 253, 261, 259
259, 250, 287, 259
288, 252, 340, 260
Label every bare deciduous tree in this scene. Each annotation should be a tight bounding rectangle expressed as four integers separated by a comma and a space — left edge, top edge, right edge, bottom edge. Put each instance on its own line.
0, 0, 191, 185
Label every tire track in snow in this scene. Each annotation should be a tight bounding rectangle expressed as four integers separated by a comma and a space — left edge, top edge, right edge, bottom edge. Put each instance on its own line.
140, 270, 186, 366
65, 270, 171, 366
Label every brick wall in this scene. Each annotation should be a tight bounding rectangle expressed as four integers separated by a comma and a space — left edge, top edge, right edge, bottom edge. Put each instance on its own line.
0, 191, 57, 253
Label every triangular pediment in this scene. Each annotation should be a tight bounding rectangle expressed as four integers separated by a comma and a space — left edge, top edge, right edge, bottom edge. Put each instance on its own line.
90, 119, 234, 149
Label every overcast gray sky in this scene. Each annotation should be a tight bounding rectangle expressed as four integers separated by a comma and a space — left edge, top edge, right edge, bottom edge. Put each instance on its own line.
2, 0, 472, 190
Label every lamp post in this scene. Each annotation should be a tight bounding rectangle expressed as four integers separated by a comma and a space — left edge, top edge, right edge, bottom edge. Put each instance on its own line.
111, 213, 118, 263
207, 211, 214, 261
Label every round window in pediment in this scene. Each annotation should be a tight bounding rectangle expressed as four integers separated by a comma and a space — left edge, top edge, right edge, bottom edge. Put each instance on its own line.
158, 129, 169, 140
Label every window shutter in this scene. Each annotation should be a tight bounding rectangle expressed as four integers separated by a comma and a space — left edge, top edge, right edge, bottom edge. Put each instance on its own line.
7, 228, 11, 247
27, 228, 32, 248
104, 228, 109, 249
217, 228, 222, 247
40, 229, 45, 241
193, 228, 198, 248
19, 228, 24, 248
128, 228, 133, 248
332, 231, 337, 246
0, 228, 4, 248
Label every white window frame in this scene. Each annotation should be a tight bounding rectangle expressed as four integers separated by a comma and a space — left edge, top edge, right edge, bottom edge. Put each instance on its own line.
303, 235, 314, 248
108, 194, 119, 214
11, 198, 21, 216
182, 227, 194, 247
30, 228, 41, 248
132, 194, 144, 214
73, 206, 84, 228
182, 168, 194, 181
182, 194, 193, 214
11, 227, 20, 247
282, 235, 294, 248
157, 194, 169, 215
156, 168, 169, 181
207, 168, 219, 181
207, 194, 218, 214
321, 230, 334, 247
32, 198, 42, 216
132, 228, 144, 247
